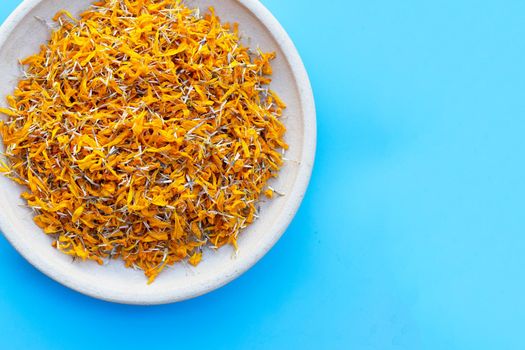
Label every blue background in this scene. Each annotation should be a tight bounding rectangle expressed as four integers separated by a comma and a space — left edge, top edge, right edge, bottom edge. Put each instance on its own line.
1, 0, 525, 349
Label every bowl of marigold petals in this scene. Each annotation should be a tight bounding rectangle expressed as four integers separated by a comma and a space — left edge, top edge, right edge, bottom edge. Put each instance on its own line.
0, 0, 315, 304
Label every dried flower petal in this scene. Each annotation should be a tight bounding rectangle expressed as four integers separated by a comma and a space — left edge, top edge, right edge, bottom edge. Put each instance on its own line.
0, 0, 287, 282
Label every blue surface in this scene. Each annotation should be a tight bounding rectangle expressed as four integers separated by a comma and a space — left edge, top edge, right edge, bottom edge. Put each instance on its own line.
1, 0, 525, 348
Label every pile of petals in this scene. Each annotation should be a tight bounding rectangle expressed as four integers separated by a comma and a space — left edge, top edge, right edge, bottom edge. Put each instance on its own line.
0, 0, 287, 282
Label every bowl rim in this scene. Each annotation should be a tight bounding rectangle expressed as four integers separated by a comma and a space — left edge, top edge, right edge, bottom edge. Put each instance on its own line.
0, 0, 316, 305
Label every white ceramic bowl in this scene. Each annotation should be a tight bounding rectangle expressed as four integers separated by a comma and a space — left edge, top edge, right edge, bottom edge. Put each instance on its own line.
0, 0, 316, 305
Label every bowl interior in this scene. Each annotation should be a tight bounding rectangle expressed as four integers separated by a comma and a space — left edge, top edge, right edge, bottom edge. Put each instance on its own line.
0, 0, 313, 304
